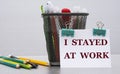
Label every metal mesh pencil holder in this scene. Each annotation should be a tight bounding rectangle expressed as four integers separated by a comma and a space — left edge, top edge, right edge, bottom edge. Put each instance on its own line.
42, 13, 89, 66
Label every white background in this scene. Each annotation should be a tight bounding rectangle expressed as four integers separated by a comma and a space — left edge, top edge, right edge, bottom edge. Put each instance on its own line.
0, 0, 120, 56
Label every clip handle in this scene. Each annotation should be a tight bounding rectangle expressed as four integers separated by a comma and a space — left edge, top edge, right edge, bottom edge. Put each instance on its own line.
93, 21, 106, 36
61, 29, 74, 37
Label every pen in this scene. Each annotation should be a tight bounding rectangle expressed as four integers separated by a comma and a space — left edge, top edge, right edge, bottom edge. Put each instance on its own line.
0, 58, 20, 69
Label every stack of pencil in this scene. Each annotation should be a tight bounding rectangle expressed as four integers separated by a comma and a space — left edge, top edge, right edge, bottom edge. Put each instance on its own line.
0, 55, 49, 69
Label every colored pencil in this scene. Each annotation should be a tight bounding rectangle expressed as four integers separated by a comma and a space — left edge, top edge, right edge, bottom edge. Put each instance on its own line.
0, 56, 32, 69
18, 57, 49, 66
0, 56, 27, 64
27, 62, 38, 68
0, 58, 20, 69
19, 63, 32, 69
9, 55, 38, 68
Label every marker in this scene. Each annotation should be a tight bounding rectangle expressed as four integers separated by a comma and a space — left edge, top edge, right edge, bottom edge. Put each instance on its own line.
18, 57, 49, 66
0, 58, 20, 69
0, 56, 27, 64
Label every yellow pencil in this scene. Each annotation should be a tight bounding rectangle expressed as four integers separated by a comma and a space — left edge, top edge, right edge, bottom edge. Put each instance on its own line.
18, 57, 49, 66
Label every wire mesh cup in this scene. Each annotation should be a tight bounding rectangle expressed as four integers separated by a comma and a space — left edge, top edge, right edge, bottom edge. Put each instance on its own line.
42, 13, 89, 66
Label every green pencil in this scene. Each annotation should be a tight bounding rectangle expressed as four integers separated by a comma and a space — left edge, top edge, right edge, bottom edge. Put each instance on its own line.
9, 55, 38, 68
0, 58, 20, 69
19, 63, 32, 69
0, 56, 27, 64
0, 56, 32, 69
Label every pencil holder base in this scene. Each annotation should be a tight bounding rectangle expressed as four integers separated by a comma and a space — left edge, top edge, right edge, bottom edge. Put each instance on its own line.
50, 62, 60, 66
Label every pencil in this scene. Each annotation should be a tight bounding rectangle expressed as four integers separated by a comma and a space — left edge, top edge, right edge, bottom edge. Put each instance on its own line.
19, 63, 32, 69
27, 62, 38, 68
18, 57, 49, 66
0, 58, 20, 69
9, 55, 38, 68
0, 56, 32, 69
0, 56, 27, 64
9, 55, 29, 62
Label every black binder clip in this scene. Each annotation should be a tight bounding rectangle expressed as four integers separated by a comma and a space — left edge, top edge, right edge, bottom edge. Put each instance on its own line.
61, 29, 74, 37
93, 21, 106, 36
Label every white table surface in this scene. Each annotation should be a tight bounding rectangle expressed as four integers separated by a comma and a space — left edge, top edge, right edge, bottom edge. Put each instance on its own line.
0, 55, 120, 74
